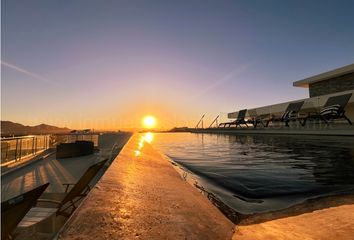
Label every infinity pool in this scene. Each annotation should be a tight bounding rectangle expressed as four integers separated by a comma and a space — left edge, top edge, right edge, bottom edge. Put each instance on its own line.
152, 133, 354, 214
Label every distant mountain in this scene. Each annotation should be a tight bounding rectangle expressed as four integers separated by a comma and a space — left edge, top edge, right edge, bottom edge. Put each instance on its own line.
168, 127, 191, 132
1, 121, 71, 136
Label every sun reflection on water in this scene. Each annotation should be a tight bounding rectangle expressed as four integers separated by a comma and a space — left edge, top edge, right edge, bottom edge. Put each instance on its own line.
144, 132, 154, 143
134, 132, 154, 157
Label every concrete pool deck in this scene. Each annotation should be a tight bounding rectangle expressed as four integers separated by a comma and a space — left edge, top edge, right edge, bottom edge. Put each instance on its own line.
57, 133, 354, 240
233, 201, 354, 240
57, 134, 235, 239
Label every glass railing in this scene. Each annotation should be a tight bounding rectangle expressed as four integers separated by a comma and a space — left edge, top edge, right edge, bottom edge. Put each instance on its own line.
1, 135, 51, 165
1, 134, 99, 166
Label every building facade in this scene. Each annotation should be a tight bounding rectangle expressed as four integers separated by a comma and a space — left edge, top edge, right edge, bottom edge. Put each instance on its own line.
293, 64, 354, 97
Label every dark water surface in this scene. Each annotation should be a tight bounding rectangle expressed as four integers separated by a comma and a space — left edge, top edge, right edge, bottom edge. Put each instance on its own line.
153, 133, 354, 214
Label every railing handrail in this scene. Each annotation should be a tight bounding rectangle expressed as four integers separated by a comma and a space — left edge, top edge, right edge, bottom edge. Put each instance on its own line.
1, 135, 51, 165
1, 134, 51, 140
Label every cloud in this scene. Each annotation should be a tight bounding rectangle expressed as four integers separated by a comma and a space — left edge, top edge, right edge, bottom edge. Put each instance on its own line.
191, 62, 253, 100
1, 60, 56, 85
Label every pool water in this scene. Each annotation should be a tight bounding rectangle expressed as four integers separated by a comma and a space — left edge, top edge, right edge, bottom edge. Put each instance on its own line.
152, 133, 354, 214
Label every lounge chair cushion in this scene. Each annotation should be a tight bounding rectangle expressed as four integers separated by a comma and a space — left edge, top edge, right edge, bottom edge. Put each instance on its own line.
320, 104, 341, 117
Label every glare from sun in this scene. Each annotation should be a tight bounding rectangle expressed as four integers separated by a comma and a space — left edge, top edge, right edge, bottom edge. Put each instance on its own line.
144, 132, 154, 143
143, 116, 156, 129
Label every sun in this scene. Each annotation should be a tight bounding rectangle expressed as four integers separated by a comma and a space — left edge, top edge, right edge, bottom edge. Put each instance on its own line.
142, 116, 156, 129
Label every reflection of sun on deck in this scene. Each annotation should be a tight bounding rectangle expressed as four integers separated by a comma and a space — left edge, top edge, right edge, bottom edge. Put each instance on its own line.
57, 133, 235, 239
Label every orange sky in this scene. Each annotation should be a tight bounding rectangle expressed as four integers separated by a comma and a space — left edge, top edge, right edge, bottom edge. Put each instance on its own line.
3, 1, 353, 130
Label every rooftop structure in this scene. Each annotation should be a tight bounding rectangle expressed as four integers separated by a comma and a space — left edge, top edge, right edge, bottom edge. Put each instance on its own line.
225, 64, 354, 129
293, 64, 354, 97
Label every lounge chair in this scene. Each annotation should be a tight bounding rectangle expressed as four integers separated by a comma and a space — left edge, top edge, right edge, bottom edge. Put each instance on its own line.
1, 183, 49, 240
266, 101, 304, 127
246, 109, 268, 128
300, 93, 352, 126
36, 159, 108, 217
219, 109, 248, 128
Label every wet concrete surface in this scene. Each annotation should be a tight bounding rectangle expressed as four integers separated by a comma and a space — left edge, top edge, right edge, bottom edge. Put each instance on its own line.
58, 134, 235, 240
233, 198, 354, 240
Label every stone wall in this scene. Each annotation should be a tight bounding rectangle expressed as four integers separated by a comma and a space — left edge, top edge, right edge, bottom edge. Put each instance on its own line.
309, 72, 354, 97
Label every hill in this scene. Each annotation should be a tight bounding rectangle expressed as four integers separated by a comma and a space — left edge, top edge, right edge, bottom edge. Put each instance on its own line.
1, 121, 71, 136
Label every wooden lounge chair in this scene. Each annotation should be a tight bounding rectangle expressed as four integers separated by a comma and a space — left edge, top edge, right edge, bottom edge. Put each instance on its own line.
266, 101, 305, 127
219, 109, 248, 128
37, 159, 108, 217
1, 183, 49, 240
300, 93, 352, 126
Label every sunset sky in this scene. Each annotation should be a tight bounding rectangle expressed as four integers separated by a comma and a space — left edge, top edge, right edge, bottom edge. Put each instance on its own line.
2, 0, 354, 130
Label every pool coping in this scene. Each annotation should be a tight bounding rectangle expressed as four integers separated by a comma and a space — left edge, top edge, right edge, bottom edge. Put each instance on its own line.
190, 126, 354, 136
56, 133, 235, 239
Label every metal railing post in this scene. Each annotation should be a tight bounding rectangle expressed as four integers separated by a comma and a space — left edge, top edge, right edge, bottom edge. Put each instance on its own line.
195, 114, 205, 129
5, 141, 9, 161
35, 137, 37, 154
19, 139, 22, 161
32, 137, 35, 155
208, 115, 219, 128
14, 139, 19, 161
